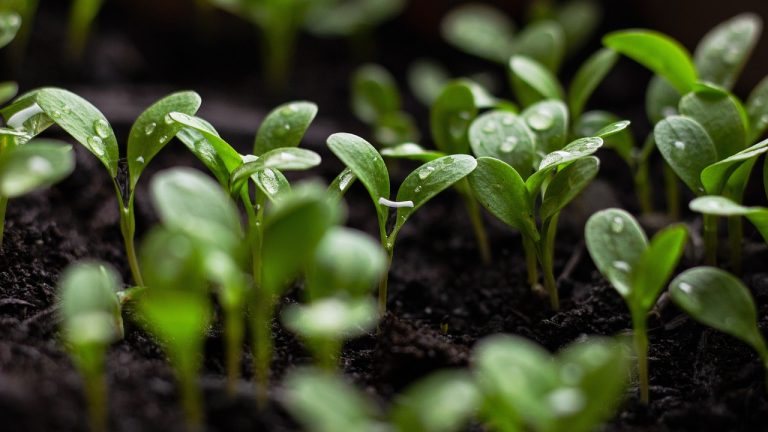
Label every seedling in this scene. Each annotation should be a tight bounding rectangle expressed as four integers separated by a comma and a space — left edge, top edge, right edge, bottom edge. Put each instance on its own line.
326, 132, 477, 315
282, 367, 479, 432
473, 334, 628, 432
690, 195, 768, 247
585, 208, 688, 403
150, 167, 246, 394
669, 267, 768, 385
136, 227, 212, 430
468, 131, 611, 309
68, 0, 104, 56
58, 261, 123, 432
283, 226, 386, 369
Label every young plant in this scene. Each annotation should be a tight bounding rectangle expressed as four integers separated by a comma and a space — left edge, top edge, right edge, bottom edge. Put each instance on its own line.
473, 334, 629, 432
136, 227, 212, 430
585, 208, 688, 403
282, 227, 386, 369
58, 261, 123, 432
326, 132, 477, 315
690, 196, 768, 246
669, 267, 768, 384
605, 14, 766, 218
281, 367, 479, 432
149, 167, 246, 395
68, 0, 104, 56
467, 131, 610, 309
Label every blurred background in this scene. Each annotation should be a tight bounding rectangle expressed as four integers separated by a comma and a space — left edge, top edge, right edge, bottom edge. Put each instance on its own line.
1, 0, 766, 144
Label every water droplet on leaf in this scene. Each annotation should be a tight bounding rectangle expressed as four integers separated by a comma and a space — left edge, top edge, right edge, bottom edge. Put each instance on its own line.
145, 122, 157, 135
418, 166, 436, 179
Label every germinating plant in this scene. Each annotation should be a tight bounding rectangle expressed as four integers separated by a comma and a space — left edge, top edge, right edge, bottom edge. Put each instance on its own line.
473, 334, 629, 432
282, 226, 385, 369
585, 208, 687, 403
669, 267, 768, 383
282, 367, 480, 432
326, 132, 477, 315
58, 261, 123, 432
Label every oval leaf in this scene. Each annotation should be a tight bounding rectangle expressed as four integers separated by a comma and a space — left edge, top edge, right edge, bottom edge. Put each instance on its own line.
509, 56, 564, 107
569, 48, 619, 119
679, 86, 747, 159
169, 112, 242, 184
229, 147, 321, 194
430, 81, 478, 155
513, 20, 565, 72
351, 64, 400, 124
654, 115, 717, 194
0, 140, 75, 198
522, 99, 569, 155
746, 75, 768, 142
694, 13, 762, 90
629, 224, 688, 312
540, 156, 599, 221
254, 101, 318, 155
441, 4, 514, 63
380, 143, 446, 162
690, 196, 768, 244
701, 137, 768, 194
469, 110, 536, 177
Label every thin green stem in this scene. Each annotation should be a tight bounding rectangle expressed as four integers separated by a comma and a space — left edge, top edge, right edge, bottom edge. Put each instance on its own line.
522, 236, 539, 290
178, 363, 203, 431
663, 163, 680, 220
728, 216, 743, 275
0, 195, 7, 247
251, 299, 273, 408
119, 203, 143, 287
224, 304, 243, 397
538, 214, 560, 310
378, 246, 394, 317
703, 213, 718, 266
459, 187, 492, 264
634, 160, 653, 215
78, 346, 108, 432
632, 313, 650, 404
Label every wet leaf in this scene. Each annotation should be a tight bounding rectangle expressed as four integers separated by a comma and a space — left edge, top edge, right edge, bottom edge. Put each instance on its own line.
254, 101, 317, 155
654, 115, 717, 194
694, 13, 762, 89
568, 48, 618, 119
469, 110, 535, 177
509, 56, 564, 107
0, 140, 75, 198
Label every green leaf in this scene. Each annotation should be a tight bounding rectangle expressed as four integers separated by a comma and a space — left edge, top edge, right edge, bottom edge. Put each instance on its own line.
540, 156, 599, 221
327, 133, 390, 232
585, 208, 648, 298
283, 297, 377, 340
568, 48, 618, 119
58, 261, 122, 346
670, 267, 768, 360
1, 90, 54, 144
513, 20, 565, 72
469, 110, 535, 177
393, 155, 477, 236
380, 143, 446, 162
509, 56, 564, 107
254, 101, 318, 155
391, 370, 480, 432
430, 81, 478, 155
304, 0, 404, 36
0, 81, 18, 105
645, 75, 681, 124
150, 168, 243, 254
0, 12, 20, 49
407, 59, 450, 106
603, 30, 698, 93
127, 91, 202, 189
252, 168, 291, 203
0, 140, 75, 198
306, 227, 387, 300
746, 76, 768, 142
327, 168, 357, 202
679, 86, 747, 158
629, 224, 688, 312
282, 368, 383, 432
554, 0, 601, 54
468, 157, 538, 241
575, 112, 634, 163
690, 196, 768, 243
373, 111, 419, 147
169, 112, 242, 185
701, 138, 768, 194
654, 115, 717, 194
522, 99, 569, 155
261, 184, 339, 295
440, 3, 514, 63
526, 137, 603, 195
351, 64, 400, 123
229, 147, 321, 194
694, 13, 762, 89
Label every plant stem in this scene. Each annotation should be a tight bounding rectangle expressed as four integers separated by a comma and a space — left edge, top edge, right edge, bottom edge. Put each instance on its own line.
251, 299, 273, 408
0, 195, 7, 247
78, 346, 108, 432
178, 364, 203, 431
634, 161, 653, 215
632, 313, 650, 404
119, 199, 143, 287
539, 215, 560, 310
224, 304, 243, 396
523, 236, 539, 290
378, 246, 394, 316
728, 216, 743, 275
663, 163, 680, 219
459, 187, 492, 264
703, 213, 718, 266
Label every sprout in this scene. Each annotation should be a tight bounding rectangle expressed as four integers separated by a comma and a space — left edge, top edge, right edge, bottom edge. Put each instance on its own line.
327, 132, 477, 315
58, 261, 122, 432
473, 334, 629, 432
281, 367, 479, 432
585, 208, 688, 403
669, 267, 768, 386
68, 0, 104, 57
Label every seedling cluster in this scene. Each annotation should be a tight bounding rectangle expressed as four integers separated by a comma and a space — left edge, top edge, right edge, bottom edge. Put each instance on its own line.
1, 4, 767, 432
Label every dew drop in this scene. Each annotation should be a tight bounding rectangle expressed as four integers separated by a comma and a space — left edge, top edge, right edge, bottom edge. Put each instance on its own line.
611, 216, 624, 233
723, 47, 741, 65
414, 185, 422, 193
482, 123, 497, 133
27, 156, 52, 174
418, 166, 436, 179
62, 105, 71, 114
260, 169, 280, 195
280, 104, 298, 116
144, 122, 157, 135
158, 134, 169, 143
547, 388, 585, 416
164, 113, 174, 125
526, 110, 554, 131
612, 260, 631, 272
674, 140, 686, 150
338, 171, 354, 190
501, 115, 515, 126
135, 156, 145, 164
500, 136, 518, 153
678, 282, 694, 294
87, 136, 104, 154
93, 119, 110, 139
276, 123, 291, 137
51, 110, 61, 119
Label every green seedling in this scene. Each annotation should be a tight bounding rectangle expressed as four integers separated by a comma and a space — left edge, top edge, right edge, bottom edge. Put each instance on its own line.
585, 208, 688, 403
327, 132, 477, 315
150, 167, 246, 394
283, 226, 386, 369
690, 195, 768, 247
282, 367, 479, 432
68, 0, 103, 57
605, 14, 765, 218
58, 261, 122, 432
304, 0, 405, 40
467, 129, 614, 309
137, 227, 212, 430
669, 267, 768, 386
351, 64, 419, 148
473, 334, 629, 432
